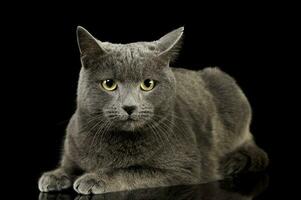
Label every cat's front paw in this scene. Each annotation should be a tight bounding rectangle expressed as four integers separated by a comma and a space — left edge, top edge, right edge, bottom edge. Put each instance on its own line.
38, 169, 72, 192
73, 173, 106, 195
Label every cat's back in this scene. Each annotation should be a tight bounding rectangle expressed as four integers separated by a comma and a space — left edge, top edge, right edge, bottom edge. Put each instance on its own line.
172, 67, 251, 127
171, 67, 213, 106
172, 67, 252, 151
171, 67, 215, 133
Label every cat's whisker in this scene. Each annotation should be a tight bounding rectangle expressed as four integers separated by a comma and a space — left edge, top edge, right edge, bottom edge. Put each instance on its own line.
148, 118, 175, 151
154, 115, 185, 134
80, 113, 106, 131
88, 119, 110, 155
146, 121, 164, 147
98, 118, 116, 146
153, 120, 174, 149
151, 115, 188, 146
81, 118, 104, 134
150, 123, 164, 147
80, 112, 104, 120
87, 116, 113, 151
81, 117, 108, 139
156, 118, 181, 144
80, 118, 99, 131
89, 117, 117, 155
156, 112, 194, 123
163, 116, 189, 139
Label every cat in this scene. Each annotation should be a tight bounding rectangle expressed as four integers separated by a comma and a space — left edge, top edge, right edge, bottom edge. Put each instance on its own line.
38, 26, 269, 195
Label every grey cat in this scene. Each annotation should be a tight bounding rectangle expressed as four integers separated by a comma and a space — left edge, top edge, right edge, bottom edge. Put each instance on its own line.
38, 26, 269, 195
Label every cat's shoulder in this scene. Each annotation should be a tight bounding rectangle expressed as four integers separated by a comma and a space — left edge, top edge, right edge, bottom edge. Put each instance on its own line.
171, 67, 236, 84
198, 67, 240, 93
198, 67, 249, 110
171, 67, 194, 74
171, 67, 201, 79
199, 67, 236, 83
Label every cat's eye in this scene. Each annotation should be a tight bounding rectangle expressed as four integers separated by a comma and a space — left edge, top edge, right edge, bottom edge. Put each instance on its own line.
101, 79, 117, 91
140, 79, 155, 91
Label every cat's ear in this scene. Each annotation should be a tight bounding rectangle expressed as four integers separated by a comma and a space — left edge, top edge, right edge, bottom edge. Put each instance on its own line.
76, 26, 107, 57
156, 27, 184, 62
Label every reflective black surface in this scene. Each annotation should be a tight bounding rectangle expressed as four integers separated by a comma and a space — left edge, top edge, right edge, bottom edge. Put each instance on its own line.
38, 173, 268, 200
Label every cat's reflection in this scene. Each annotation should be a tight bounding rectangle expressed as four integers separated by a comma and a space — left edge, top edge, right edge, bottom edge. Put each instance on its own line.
39, 173, 269, 200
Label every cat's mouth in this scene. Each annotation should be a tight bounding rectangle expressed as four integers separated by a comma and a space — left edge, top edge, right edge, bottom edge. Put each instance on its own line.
116, 116, 145, 131
123, 117, 138, 125
126, 116, 137, 121
121, 114, 139, 121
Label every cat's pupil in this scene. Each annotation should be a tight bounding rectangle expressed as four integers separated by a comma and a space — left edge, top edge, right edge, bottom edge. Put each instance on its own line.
144, 79, 152, 87
105, 80, 114, 87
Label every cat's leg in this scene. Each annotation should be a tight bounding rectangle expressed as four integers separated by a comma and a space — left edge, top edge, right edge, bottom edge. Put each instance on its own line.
39, 155, 81, 192
219, 140, 269, 176
73, 168, 198, 194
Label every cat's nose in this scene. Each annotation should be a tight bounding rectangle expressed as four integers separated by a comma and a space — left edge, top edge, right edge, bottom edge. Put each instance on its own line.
122, 105, 137, 115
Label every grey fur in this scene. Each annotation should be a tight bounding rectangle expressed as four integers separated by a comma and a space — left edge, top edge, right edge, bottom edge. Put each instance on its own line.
38, 26, 269, 194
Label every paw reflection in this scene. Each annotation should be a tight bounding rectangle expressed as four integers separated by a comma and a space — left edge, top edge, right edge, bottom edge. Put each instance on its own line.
74, 195, 104, 200
39, 173, 268, 200
39, 193, 74, 200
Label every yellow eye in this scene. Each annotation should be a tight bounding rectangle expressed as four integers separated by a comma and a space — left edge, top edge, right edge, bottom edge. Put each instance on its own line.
140, 79, 155, 91
101, 79, 117, 91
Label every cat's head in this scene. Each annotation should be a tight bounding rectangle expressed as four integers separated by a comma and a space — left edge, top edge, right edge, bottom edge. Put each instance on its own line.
76, 26, 183, 131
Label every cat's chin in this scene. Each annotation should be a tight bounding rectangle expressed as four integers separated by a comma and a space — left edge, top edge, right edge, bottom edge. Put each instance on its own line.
117, 119, 145, 132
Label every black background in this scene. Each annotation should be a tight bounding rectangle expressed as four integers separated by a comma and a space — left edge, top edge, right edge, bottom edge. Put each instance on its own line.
4, 3, 297, 199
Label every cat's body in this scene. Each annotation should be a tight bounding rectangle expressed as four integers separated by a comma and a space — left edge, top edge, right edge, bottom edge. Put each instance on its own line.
38, 27, 268, 194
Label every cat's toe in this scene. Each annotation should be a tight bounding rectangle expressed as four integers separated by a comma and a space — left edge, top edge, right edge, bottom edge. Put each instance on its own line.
38, 171, 72, 192
73, 174, 105, 195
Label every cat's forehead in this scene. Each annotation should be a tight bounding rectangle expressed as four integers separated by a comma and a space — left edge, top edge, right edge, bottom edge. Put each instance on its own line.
102, 41, 159, 56
96, 42, 165, 81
